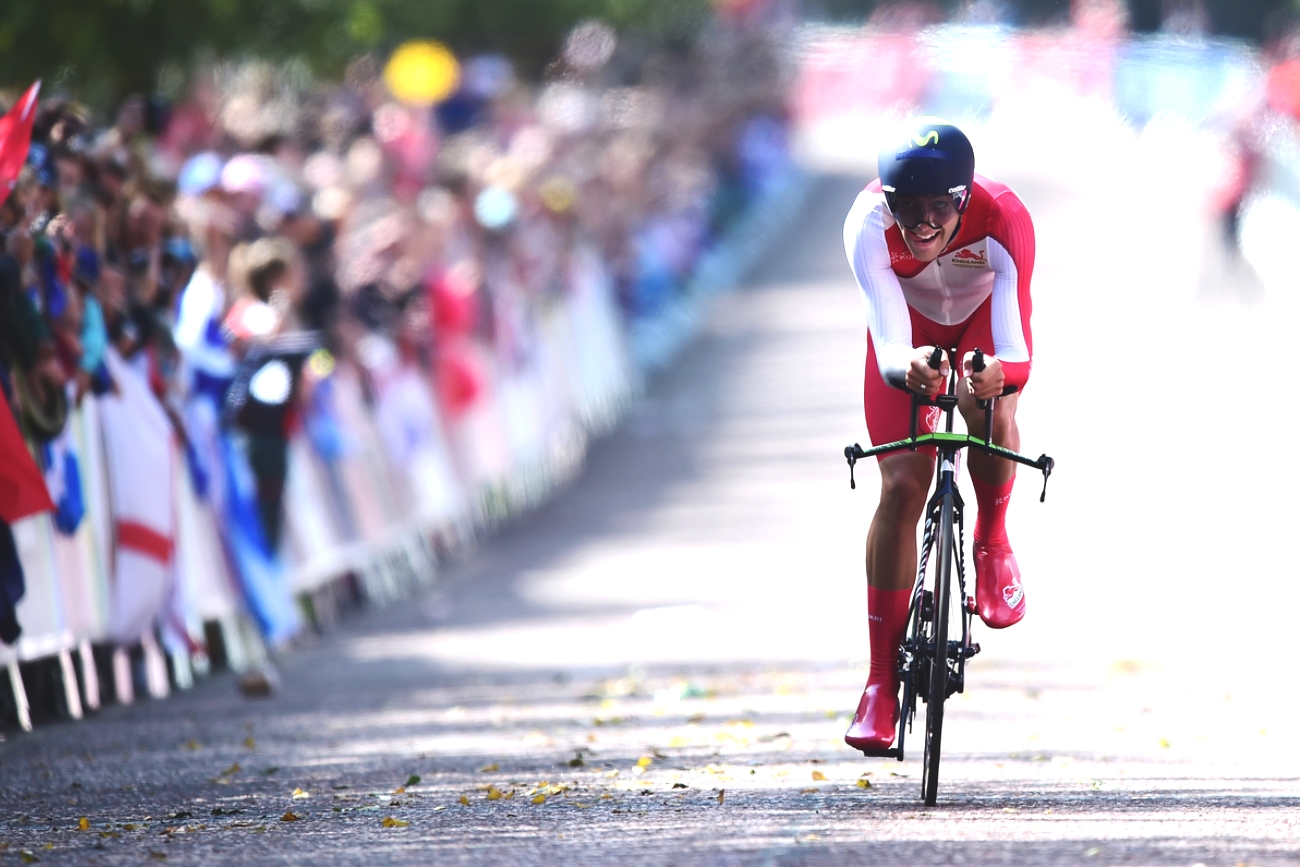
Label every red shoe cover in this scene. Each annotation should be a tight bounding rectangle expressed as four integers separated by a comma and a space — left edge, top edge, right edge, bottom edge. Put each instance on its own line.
845, 586, 911, 750
845, 681, 900, 750
974, 539, 1025, 629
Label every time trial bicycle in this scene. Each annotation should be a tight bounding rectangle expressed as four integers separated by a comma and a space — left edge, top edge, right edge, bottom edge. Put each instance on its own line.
843, 346, 1054, 805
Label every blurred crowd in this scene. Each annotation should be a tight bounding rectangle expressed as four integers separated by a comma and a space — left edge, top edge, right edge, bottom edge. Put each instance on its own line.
0, 19, 794, 667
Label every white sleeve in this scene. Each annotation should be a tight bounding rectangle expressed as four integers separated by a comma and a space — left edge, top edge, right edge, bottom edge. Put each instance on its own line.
984, 237, 1030, 364
844, 190, 914, 388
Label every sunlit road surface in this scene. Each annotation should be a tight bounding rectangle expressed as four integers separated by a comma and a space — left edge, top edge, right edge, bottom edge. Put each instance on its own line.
4, 126, 1300, 865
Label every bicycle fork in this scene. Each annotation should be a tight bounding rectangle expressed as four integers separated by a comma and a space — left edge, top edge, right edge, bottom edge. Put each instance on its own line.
899, 449, 981, 744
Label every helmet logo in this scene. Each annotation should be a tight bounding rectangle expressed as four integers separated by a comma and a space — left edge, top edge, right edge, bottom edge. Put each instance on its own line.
911, 130, 939, 147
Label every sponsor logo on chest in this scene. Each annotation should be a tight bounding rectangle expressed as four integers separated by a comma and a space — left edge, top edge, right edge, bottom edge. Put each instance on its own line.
948, 247, 988, 269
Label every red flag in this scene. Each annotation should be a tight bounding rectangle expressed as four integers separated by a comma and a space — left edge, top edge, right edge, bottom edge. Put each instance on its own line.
0, 387, 54, 523
0, 81, 41, 208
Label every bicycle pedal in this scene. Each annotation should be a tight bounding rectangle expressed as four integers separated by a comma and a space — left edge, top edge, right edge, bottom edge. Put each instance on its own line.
964, 642, 981, 658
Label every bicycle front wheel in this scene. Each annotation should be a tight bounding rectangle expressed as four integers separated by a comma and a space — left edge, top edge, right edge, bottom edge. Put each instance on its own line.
921, 492, 954, 806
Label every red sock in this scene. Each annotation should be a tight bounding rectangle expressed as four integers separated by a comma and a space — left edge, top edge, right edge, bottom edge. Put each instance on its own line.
971, 475, 1015, 544
867, 586, 912, 686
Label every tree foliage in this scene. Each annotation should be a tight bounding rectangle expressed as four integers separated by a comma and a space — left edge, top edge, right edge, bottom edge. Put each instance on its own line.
0, 0, 712, 108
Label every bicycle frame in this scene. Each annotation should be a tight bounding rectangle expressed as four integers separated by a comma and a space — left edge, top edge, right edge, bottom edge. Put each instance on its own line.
843, 348, 1054, 765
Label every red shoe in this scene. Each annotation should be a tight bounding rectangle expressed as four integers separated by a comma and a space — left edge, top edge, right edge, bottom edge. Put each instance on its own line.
973, 539, 1026, 629
844, 680, 899, 751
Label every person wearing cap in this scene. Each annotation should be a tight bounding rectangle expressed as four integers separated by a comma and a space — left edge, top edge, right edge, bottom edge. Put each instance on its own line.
842, 117, 1036, 751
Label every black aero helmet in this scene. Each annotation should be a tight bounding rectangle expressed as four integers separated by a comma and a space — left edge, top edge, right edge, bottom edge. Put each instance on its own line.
878, 117, 975, 221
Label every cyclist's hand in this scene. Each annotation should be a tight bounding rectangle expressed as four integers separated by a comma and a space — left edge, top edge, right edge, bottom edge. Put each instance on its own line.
907, 347, 947, 395
963, 351, 1005, 401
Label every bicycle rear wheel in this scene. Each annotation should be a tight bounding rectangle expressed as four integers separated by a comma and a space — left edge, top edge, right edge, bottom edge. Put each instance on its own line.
921, 493, 954, 806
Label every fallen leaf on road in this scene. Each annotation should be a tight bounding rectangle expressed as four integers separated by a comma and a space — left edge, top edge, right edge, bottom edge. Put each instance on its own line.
381, 817, 409, 828
98, 832, 120, 839
220, 763, 241, 776
280, 812, 300, 822
486, 787, 503, 801
479, 763, 499, 772
458, 795, 469, 806
1159, 738, 1171, 749
77, 818, 89, 831
857, 779, 872, 789
811, 771, 827, 781
717, 790, 725, 804
532, 794, 546, 805
801, 788, 820, 794
18, 850, 38, 864
393, 787, 405, 795
637, 756, 653, 768
291, 788, 309, 799
244, 738, 256, 750
184, 740, 200, 751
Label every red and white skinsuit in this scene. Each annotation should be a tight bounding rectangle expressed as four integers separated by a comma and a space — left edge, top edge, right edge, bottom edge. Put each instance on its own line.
842, 174, 1036, 751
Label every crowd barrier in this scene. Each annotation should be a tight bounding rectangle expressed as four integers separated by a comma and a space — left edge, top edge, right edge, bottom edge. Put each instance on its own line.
1, 165, 809, 731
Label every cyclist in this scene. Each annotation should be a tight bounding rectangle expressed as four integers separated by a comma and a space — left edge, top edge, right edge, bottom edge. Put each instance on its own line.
841, 117, 1036, 750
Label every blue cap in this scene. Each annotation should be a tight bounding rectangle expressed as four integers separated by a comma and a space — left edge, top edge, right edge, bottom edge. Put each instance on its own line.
178, 151, 224, 196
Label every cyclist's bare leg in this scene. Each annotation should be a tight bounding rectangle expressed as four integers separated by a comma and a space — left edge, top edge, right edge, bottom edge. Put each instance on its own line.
957, 387, 1026, 627
957, 388, 1019, 484
866, 451, 934, 590
846, 450, 933, 750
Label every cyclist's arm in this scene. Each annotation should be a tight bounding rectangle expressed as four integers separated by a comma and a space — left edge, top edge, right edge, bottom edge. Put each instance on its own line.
986, 188, 1035, 391
844, 190, 915, 389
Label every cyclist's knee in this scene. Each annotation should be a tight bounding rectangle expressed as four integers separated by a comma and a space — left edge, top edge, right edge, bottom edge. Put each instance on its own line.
959, 392, 1018, 439
878, 459, 931, 518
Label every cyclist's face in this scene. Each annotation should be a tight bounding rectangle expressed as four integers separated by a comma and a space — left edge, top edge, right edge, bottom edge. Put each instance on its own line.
893, 195, 961, 262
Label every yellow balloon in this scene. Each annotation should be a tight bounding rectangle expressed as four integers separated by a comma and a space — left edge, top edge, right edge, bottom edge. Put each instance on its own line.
384, 41, 461, 106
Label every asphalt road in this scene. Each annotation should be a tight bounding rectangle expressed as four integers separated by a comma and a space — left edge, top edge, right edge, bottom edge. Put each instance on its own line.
2, 159, 1299, 866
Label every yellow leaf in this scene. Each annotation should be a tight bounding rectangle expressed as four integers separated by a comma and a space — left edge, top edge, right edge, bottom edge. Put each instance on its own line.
393, 787, 406, 795
486, 787, 503, 801
221, 763, 241, 776
280, 812, 299, 822
1159, 737, 1171, 749
122, 824, 137, 831
532, 794, 546, 805
478, 763, 499, 772
77, 818, 89, 832
98, 832, 120, 839
636, 756, 653, 768
802, 788, 819, 793
716, 790, 725, 804
504, 789, 515, 800
458, 795, 469, 806
857, 778, 872, 789
668, 736, 691, 748
184, 740, 200, 751
244, 738, 256, 750
18, 850, 38, 864
291, 788, 309, 799
811, 771, 827, 781
41, 844, 52, 851
381, 817, 409, 828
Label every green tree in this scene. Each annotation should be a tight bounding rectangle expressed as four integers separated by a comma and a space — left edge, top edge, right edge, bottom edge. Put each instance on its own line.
0, 0, 711, 109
